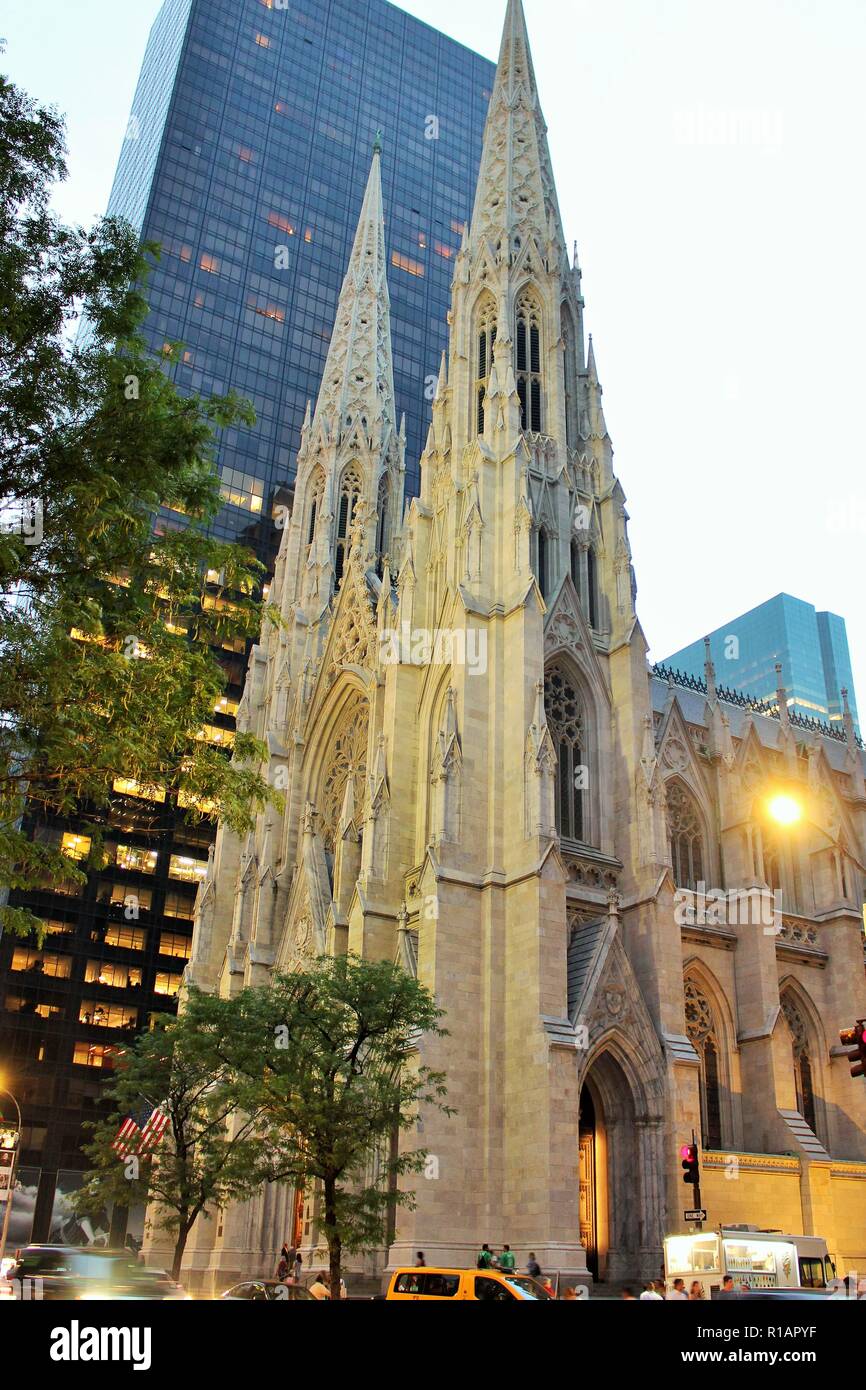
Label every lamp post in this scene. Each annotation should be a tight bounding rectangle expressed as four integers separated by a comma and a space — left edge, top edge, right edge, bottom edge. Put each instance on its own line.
0, 1085, 22, 1268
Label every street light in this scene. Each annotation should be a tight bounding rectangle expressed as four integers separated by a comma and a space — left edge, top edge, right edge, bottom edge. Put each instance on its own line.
767, 793, 803, 828
0, 1083, 22, 1269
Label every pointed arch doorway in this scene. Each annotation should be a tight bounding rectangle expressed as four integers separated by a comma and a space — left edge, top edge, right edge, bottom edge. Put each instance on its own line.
579, 1049, 665, 1284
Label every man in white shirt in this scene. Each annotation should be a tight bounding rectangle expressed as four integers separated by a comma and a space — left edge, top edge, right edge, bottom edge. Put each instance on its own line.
666, 1278, 689, 1300
640, 1281, 663, 1300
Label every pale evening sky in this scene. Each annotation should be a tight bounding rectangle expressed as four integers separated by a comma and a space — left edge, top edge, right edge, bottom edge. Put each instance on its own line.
4, 0, 865, 707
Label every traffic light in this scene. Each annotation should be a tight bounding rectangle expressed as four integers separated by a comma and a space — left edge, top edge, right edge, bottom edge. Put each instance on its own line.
681, 1141, 700, 1185
839, 1021, 866, 1080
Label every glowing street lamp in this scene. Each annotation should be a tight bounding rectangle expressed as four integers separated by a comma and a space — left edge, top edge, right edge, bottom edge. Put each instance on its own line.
767, 794, 803, 828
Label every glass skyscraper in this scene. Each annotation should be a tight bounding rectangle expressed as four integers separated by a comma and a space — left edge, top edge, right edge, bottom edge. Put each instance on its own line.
662, 593, 860, 735
106, 0, 495, 530
0, 0, 493, 1244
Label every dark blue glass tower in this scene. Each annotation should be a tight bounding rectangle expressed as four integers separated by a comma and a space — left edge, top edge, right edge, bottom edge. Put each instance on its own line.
662, 593, 860, 736
105, 0, 495, 540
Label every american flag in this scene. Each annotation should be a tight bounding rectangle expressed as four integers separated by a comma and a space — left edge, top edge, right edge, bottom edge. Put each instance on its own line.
111, 1103, 151, 1158
111, 1101, 169, 1158
138, 1102, 170, 1153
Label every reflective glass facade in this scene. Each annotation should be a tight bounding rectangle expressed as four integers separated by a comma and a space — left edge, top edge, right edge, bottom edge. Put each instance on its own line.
663, 593, 860, 735
107, 0, 495, 540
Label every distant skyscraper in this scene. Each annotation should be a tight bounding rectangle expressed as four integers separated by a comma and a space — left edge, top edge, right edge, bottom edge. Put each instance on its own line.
662, 593, 860, 735
104, 0, 495, 537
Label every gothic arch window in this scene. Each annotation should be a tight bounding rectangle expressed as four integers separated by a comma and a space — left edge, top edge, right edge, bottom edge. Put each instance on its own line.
586, 546, 598, 629
781, 994, 818, 1135
684, 977, 723, 1149
537, 527, 550, 599
474, 295, 497, 435
561, 304, 579, 448
516, 290, 543, 433
375, 473, 389, 579
667, 781, 706, 891
334, 465, 362, 587
762, 829, 782, 896
318, 693, 369, 855
545, 664, 586, 843
570, 538, 581, 596
306, 468, 325, 549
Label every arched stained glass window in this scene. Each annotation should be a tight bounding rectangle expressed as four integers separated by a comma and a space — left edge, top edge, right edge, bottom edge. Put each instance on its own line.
667, 781, 705, 891
334, 465, 362, 588
516, 292, 542, 433
685, 976, 723, 1150
475, 297, 497, 435
545, 665, 585, 842
782, 994, 818, 1135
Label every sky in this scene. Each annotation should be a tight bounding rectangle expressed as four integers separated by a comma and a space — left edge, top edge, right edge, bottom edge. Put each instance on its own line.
4, 0, 866, 708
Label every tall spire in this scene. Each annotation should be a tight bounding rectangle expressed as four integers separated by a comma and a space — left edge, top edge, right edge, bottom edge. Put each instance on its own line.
310, 145, 396, 443
469, 0, 566, 257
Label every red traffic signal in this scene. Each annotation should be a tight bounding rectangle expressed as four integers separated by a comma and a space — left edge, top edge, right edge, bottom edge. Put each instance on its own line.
839, 1021, 866, 1080
681, 1142, 700, 1185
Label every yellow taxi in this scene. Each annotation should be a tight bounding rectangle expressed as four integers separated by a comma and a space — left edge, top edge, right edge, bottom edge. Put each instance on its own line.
386, 1267, 553, 1301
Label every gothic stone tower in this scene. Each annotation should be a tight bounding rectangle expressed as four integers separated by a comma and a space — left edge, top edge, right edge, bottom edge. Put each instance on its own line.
173, 0, 866, 1291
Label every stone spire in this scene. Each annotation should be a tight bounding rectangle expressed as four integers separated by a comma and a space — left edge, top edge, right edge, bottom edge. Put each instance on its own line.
309, 145, 396, 446
469, 0, 567, 260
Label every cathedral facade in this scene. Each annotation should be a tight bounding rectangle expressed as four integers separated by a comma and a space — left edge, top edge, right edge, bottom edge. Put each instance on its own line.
171, 0, 866, 1290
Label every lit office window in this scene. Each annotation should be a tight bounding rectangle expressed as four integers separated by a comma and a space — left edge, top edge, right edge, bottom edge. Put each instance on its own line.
168, 854, 209, 884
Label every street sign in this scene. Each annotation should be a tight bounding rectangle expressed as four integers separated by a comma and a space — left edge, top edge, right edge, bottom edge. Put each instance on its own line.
684, 1208, 707, 1222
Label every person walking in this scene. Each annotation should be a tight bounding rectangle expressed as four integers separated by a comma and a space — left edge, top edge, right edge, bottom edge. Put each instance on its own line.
477, 1243, 494, 1270
415, 1252, 426, 1267
293, 1251, 303, 1284
689, 1280, 705, 1300
526, 1252, 542, 1279
498, 1244, 516, 1273
666, 1278, 689, 1300
640, 1281, 663, 1300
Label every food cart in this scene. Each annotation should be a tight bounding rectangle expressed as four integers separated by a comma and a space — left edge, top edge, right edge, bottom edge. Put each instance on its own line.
663, 1226, 833, 1297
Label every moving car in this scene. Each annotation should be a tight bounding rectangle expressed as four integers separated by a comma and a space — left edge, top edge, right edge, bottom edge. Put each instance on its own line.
386, 1267, 553, 1301
5, 1245, 189, 1300
221, 1280, 316, 1301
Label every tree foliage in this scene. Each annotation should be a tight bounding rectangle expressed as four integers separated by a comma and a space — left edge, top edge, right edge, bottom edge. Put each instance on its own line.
184, 956, 452, 1298
0, 73, 278, 937
74, 1012, 272, 1282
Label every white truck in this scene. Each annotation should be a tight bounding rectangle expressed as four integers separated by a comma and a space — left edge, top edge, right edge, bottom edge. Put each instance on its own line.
664, 1226, 835, 1297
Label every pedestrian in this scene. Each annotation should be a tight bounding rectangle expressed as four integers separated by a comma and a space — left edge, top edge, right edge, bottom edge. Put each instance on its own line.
666, 1278, 689, 1301
309, 1271, 329, 1300
526, 1252, 542, 1279
477, 1242, 494, 1270
621, 1287, 637, 1300
415, 1252, 426, 1267
498, 1244, 516, 1273
293, 1251, 302, 1284
276, 1254, 289, 1281
689, 1280, 705, 1300
717, 1274, 737, 1299
639, 1281, 663, 1301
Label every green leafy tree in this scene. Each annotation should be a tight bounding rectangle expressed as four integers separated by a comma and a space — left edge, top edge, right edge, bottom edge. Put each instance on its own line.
74, 1012, 273, 1282
184, 956, 452, 1299
0, 73, 278, 938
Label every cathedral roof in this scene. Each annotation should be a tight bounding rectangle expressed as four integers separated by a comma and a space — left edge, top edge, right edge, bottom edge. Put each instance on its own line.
309, 144, 396, 446
649, 674, 858, 775
468, 0, 567, 260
